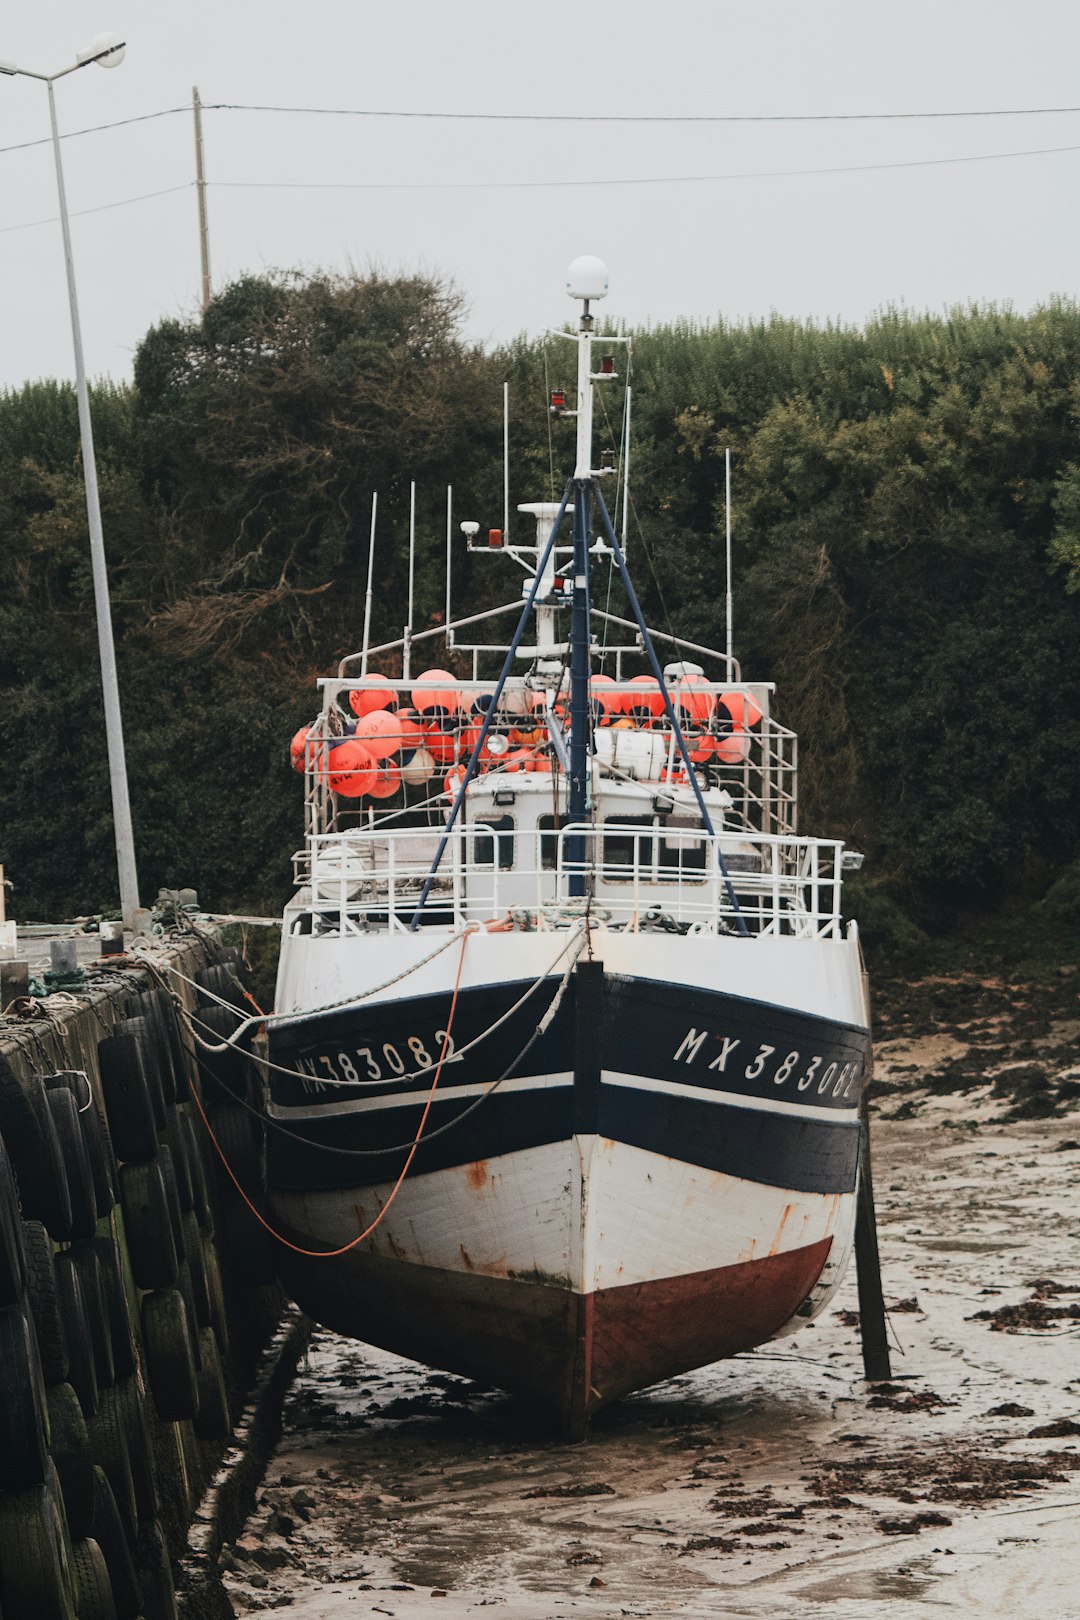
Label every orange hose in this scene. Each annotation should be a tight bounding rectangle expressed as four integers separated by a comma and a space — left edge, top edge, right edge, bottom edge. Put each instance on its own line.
190, 929, 471, 1258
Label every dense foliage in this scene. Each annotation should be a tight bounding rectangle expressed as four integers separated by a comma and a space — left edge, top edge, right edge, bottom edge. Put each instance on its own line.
2, 272, 1079, 963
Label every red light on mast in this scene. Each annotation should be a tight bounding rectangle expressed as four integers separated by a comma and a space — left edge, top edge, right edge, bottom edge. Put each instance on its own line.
550, 389, 566, 413
488, 528, 504, 548
600, 355, 616, 375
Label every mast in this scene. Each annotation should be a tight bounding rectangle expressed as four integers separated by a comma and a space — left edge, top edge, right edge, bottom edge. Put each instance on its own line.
565, 257, 607, 895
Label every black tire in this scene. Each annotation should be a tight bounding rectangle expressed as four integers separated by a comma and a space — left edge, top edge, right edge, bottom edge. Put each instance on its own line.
44, 1074, 117, 1219
0, 1301, 51, 1490
0, 1060, 73, 1238
189, 1005, 250, 1101
90, 1234, 137, 1382
174, 1260, 203, 1371
71, 1537, 118, 1620
201, 1237, 230, 1354
120, 1016, 167, 1131
107, 1378, 158, 1523
46, 1383, 94, 1536
182, 1212, 211, 1329
194, 961, 247, 1013
0, 1133, 27, 1307
180, 1113, 209, 1226
141, 1289, 200, 1423
23, 1218, 68, 1384
155, 1147, 185, 1256
118, 1160, 178, 1291
161, 1111, 193, 1216
132, 1519, 177, 1620
0, 1474, 77, 1620
208, 1102, 265, 1191
84, 1389, 137, 1545
45, 1087, 98, 1244
72, 1247, 116, 1391
96, 1036, 157, 1165
87, 1467, 140, 1620
56, 1253, 99, 1418
136, 990, 179, 1106
193, 1327, 230, 1442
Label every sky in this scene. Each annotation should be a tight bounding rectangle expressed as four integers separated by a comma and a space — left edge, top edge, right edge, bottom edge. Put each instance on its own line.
1, 0, 1079, 390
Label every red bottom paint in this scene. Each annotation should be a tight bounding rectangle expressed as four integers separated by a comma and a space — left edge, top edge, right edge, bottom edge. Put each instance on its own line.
274, 1232, 833, 1437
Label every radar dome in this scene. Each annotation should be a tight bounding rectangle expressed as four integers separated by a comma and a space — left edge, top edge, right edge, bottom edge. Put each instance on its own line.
565, 256, 609, 301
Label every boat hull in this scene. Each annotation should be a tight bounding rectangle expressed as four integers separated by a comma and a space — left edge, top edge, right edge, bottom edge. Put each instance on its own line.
265, 939, 868, 1433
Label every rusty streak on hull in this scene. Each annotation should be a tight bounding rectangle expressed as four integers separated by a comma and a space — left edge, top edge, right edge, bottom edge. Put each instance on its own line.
273, 1230, 833, 1436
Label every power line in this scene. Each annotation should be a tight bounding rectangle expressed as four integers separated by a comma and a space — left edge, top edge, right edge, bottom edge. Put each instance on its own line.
208, 100, 1080, 125
2, 139, 1077, 238
209, 141, 1080, 193
0, 182, 192, 235
3, 98, 1080, 159
0, 105, 189, 157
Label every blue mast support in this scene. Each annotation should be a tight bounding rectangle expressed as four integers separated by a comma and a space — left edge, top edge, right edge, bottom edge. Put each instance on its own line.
592, 488, 749, 937
565, 477, 592, 897
408, 480, 573, 931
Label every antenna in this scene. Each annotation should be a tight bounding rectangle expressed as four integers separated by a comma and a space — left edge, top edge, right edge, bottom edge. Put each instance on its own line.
621, 382, 632, 559
404, 480, 416, 680
360, 490, 377, 677
725, 447, 733, 665
192, 86, 212, 313
444, 483, 453, 650
503, 382, 510, 544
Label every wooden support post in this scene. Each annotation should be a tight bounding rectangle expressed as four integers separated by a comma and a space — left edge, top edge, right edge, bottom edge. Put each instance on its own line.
854, 1076, 892, 1381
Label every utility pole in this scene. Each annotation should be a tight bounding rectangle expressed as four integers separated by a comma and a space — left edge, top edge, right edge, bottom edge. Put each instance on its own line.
193, 86, 212, 313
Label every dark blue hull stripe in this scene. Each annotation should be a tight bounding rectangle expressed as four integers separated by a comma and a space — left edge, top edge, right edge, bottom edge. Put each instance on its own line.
265, 965, 868, 1199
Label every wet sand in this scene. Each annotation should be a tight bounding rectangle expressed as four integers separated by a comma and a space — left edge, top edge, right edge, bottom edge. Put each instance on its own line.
221, 987, 1080, 1618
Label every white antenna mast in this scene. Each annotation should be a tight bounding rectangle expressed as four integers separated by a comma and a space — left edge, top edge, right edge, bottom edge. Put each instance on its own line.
621, 382, 632, 559
444, 483, 453, 650
360, 490, 377, 677
725, 447, 733, 666
403, 480, 416, 680
503, 381, 510, 543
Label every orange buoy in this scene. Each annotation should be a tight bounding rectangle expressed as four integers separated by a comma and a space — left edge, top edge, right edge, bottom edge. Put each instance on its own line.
713, 728, 750, 765
423, 725, 459, 765
412, 669, 462, 723
500, 748, 535, 773
674, 672, 715, 725
718, 689, 763, 730
625, 674, 665, 724
442, 764, 468, 800
395, 709, 426, 762
354, 708, 402, 761
290, 725, 312, 772
366, 762, 401, 799
688, 728, 715, 764
589, 673, 621, 720
347, 682, 397, 718
327, 740, 376, 797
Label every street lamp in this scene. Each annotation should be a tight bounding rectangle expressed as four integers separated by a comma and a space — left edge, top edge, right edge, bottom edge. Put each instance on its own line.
0, 33, 142, 932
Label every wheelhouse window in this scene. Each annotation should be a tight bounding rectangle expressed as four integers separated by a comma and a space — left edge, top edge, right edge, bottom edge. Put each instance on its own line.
473, 816, 515, 870
602, 817, 653, 881
538, 814, 564, 870
659, 816, 707, 879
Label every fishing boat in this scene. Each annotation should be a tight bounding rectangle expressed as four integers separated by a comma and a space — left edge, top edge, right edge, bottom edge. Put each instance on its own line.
264, 258, 871, 1437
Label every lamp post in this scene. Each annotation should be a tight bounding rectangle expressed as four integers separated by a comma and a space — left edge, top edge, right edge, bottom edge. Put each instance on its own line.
0, 34, 142, 931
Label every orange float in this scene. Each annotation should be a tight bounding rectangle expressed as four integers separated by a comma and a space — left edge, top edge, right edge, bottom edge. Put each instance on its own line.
713, 729, 750, 765
354, 708, 403, 761
412, 669, 462, 723
290, 725, 312, 772
366, 762, 401, 799
589, 673, 620, 720
674, 673, 715, 726
717, 690, 763, 730
442, 764, 468, 800
423, 725, 459, 765
347, 682, 397, 719
327, 740, 377, 797
625, 674, 665, 725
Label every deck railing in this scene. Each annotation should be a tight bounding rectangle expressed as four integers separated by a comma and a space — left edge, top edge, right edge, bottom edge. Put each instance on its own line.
288, 824, 845, 940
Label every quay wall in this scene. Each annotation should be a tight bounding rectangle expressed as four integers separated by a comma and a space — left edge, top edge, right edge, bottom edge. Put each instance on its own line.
0, 927, 287, 1620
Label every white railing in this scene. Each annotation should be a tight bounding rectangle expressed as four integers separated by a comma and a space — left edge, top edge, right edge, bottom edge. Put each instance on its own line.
288, 824, 845, 939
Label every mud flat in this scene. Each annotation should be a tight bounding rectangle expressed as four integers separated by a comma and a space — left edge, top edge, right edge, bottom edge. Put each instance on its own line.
222, 976, 1080, 1619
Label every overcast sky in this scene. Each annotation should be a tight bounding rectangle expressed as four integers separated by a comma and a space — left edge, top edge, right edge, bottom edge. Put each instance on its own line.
1, 0, 1079, 391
